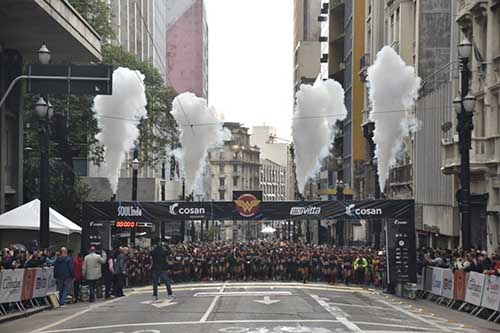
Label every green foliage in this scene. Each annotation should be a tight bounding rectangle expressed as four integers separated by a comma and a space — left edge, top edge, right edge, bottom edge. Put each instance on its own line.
67, 0, 115, 41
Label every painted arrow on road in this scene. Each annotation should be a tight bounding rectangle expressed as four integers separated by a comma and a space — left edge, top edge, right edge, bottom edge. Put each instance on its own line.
253, 296, 280, 305
140, 299, 178, 308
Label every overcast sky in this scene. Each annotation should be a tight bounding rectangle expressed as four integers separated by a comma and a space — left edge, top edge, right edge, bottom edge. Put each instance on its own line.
205, 0, 294, 140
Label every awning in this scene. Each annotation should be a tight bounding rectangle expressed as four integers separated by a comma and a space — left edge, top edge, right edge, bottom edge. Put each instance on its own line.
0, 199, 82, 235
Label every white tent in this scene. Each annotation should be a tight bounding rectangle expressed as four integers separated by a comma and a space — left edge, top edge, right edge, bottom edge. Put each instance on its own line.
261, 226, 276, 234
0, 199, 82, 235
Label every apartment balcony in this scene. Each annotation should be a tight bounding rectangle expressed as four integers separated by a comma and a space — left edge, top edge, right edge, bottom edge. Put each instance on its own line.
441, 136, 500, 175
358, 53, 371, 82
388, 164, 413, 187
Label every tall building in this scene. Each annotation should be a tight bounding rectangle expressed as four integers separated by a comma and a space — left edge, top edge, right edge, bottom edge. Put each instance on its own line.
166, 0, 208, 99
250, 125, 293, 200
0, 0, 102, 213
109, 0, 168, 82
320, 0, 365, 199
293, 0, 322, 91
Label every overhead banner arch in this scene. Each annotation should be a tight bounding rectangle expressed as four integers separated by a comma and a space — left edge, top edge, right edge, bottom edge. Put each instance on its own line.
82, 199, 416, 284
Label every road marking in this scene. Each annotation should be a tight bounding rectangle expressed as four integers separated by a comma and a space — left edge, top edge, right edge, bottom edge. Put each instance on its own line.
200, 281, 228, 322
29, 295, 126, 333
319, 302, 395, 311
37, 320, 341, 333
253, 296, 280, 305
371, 296, 455, 332
195, 291, 292, 297
151, 299, 178, 308
310, 294, 361, 332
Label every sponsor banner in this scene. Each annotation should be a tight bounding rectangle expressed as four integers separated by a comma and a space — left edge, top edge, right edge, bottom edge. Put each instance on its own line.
465, 271, 485, 306
34, 268, 52, 298
0, 269, 23, 303
21, 268, 36, 300
83, 199, 415, 222
441, 269, 454, 299
480, 274, 500, 311
424, 267, 433, 292
453, 271, 468, 301
431, 267, 444, 296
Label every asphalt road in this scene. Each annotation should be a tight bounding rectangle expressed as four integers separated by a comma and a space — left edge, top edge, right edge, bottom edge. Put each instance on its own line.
1, 282, 498, 333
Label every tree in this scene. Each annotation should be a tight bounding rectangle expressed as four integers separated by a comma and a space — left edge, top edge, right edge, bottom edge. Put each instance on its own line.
23, 1, 178, 221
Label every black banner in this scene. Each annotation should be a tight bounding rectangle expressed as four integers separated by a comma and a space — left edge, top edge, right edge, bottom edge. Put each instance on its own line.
82, 199, 416, 284
83, 199, 414, 222
385, 218, 417, 283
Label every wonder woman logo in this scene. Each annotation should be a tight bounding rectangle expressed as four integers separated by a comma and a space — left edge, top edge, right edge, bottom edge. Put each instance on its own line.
234, 193, 261, 217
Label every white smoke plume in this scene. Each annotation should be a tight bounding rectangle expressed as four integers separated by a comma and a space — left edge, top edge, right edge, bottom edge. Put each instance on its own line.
292, 77, 347, 194
171, 92, 225, 195
93, 67, 147, 193
367, 46, 421, 192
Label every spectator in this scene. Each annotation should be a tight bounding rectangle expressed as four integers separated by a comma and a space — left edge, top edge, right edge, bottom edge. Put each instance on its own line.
73, 253, 83, 303
113, 247, 128, 297
53, 247, 73, 305
83, 246, 107, 303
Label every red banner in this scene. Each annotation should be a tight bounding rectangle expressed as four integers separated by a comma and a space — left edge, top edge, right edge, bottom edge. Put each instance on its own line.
21, 268, 36, 301
453, 270, 467, 301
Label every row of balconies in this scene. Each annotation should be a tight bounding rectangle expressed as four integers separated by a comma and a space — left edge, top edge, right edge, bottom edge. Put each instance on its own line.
441, 135, 500, 175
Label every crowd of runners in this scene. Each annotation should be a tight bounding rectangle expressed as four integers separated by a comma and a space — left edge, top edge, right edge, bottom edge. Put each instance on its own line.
127, 241, 387, 287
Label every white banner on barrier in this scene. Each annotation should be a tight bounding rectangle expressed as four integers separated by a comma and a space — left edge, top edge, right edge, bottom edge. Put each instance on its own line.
431, 267, 444, 296
441, 269, 454, 299
0, 269, 24, 303
480, 274, 500, 311
465, 271, 486, 306
34, 268, 51, 298
47, 268, 57, 294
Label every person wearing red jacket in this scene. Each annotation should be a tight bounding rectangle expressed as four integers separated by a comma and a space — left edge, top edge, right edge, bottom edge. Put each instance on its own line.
73, 253, 83, 303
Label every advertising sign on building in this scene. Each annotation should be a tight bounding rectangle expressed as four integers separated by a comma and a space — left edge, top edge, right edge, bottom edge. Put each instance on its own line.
465, 272, 485, 306
480, 274, 500, 311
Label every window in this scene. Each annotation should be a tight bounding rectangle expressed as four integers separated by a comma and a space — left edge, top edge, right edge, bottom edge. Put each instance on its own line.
233, 176, 238, 187
233, 165, 238, 173
219, 164, 224, 173
219, 190, 225, 200
219, 177, 225, 186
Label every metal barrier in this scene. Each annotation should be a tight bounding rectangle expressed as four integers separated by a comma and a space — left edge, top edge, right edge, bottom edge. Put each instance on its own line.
417, 266, 500, 323
0, 268, 57, 322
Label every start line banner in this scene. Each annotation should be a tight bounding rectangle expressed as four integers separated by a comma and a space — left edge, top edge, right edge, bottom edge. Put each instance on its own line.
0, 267, 56, 303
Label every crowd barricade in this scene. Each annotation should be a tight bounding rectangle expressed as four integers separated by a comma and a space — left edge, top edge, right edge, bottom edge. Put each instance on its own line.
0, 267, 56, 322
417, 266, 500, 323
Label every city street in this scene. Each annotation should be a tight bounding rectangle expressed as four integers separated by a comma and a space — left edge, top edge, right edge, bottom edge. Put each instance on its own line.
1, 282, 499, 333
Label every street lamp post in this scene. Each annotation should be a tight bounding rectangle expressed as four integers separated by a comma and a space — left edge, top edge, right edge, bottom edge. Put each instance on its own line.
336, 179, 345, 247
131, 148, 139, 247
35, 97, 53, 249
454, 38, 476, 251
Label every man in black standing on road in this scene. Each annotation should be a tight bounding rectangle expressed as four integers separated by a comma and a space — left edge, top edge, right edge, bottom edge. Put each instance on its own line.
151, 238, 174, 301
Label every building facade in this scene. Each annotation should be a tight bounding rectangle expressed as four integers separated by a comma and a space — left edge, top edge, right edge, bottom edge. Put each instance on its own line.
250, 125, 293, 200
166, 0, 208, 99
109, 0, 168, 82
293, 0, 322, 91
208, 123, 260, 201
207, 122, 260, 241
441, 0, 500, 252
260, 159, 287, 201
0, 0, 102, 213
